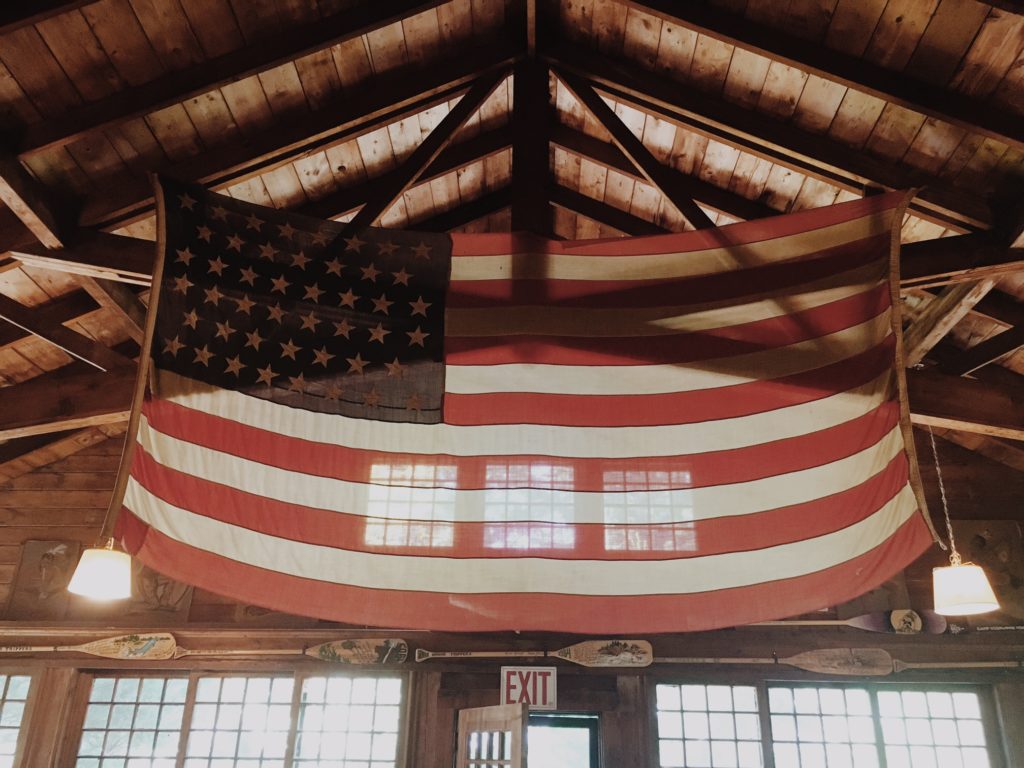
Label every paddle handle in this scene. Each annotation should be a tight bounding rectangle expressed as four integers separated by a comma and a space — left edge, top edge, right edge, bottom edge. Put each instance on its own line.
0, 645, 60, 654
174, 647, 301, 659
416, 649, 545, 662
657, 657, 777, 666
894, 660, 1023, 672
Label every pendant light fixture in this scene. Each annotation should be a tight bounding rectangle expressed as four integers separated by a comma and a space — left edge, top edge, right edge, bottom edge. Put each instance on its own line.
67, 537, 132, 600
927, 426, 999, 616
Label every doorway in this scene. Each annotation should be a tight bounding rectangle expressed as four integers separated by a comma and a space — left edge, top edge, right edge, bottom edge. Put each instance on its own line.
527, 713, 599, 768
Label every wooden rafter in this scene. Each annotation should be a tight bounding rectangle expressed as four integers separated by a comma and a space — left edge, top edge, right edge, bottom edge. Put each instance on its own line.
0, 365, 134, 440
555, 69, 715, 230
11, 231, 155, 285
416, 189, 512, 231
900, 235, 1024, 289
907, 368, 1024, 441
941, 326, 1024, 377
0, 289, 97, 349
511, 61, 552, 234
0, 150, 65, 248
342, 72, 508, 232
550, 185, 668, 236
624, 0, 1024, 152
0, 294, 134, 373
902, 280, 997, 367
78, 278, 146, 345
0, 1, 93, 35
550, 123, 776, 222
17, 0, 453, 157
543, 41, 991, 231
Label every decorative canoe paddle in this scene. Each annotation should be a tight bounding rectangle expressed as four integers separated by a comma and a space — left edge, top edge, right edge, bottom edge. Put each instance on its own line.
0, 633, 177, 661
657, 648, 1024, 676
752, 609, 947, 635
415, 639, 653, 668
174, 638, 408, 664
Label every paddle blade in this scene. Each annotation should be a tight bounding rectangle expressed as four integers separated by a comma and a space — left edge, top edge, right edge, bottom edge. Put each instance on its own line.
78, 633, 177, 661
783, 648, 893, 676
556, 640, 653, 668
305, 639, 408, 664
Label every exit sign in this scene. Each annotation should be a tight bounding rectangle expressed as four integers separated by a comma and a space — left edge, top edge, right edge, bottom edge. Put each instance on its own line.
500, 666, 557, 710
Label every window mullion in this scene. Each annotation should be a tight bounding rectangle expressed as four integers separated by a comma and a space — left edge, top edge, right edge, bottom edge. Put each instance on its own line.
755, 681, 776, 768
868, 687, 889, 768
282, 668, 305, 768
174, 672, 199, 768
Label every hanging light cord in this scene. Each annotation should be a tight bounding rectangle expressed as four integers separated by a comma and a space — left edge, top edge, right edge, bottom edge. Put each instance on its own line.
927, 425, 959, 565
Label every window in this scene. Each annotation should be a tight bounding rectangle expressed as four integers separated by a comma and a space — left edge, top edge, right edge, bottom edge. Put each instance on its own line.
0, 674, 31, 768
74, 672, 405, 768
654, 683, 999, 768
364, 463, 457, 548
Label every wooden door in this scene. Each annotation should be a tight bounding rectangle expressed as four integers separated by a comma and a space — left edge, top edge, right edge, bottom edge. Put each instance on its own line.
455, 702, 528, 768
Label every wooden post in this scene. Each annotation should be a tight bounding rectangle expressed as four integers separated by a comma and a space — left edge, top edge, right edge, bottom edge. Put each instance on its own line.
16, 667, 79, 768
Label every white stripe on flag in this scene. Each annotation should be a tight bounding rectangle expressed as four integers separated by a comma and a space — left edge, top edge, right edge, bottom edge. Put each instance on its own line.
153, 368, 895, 458
134, 419, 906, 524
123, 480, 919, 596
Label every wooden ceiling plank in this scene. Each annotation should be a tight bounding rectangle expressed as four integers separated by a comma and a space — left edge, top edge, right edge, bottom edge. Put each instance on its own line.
543, 40, 992, 231
511, 60, 552, 234
0, 1, 96, 36
555, 68, 715, 230
16, 0, 455, 157
941, 326, 1024, 377
622, 0, 1024, 152
0, 364, 134, 441
0, 426, 117, 483
0, 151, 66, 249
902, 279, 997, 367
0, 293, 135, 373
342, 71, 509, 232
907, 367, 1024, 441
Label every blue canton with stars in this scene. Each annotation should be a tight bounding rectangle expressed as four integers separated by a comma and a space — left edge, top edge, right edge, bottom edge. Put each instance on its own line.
154, 177, 450, 424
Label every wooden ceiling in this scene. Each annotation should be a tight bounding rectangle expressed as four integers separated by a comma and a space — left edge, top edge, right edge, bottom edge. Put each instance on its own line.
0, 0, 1022, 486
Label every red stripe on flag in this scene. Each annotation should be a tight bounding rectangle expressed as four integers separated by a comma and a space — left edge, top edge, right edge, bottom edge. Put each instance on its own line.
445, 286, 890, 366
129, 446, 910, 561
117, 507, 932, 633
450, 192, 904, 258
444, 337, 895, 427
447, 237, 887, 308
140, 397, 901, 492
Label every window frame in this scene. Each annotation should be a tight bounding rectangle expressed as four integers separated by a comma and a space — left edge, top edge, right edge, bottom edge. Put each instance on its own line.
648, 673, 1008, 768
60, 666, 412, 768
0, 667, 36, 768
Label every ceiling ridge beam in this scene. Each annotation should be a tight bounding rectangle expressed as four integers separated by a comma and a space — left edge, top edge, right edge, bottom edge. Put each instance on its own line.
511, 60, 553, 235
342, 71, 509, 232
624, 0, 1024, 152
555, 68, 715, 230
16, 0, 453, 157
550, 122, 776, 222
542, 40, 991, 231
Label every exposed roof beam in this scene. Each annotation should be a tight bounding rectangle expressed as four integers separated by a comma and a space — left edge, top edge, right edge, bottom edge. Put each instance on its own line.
542, 41, 991, 231
907, 368, 1024, 441
941, 326, 1024, 377
0, 289, 98, 349
0, 364, 134, 440
11, 231, 155, 285
902, 280, 997, 367
0, 424, 124, 483
511, 61, 553, 235
0, 1, 93, 35
900, 235, 1024, 289
0, 150, 65, 248
17, 0, 452, 157
624, 0, 1024, 152
415, 188, 513, 231
0, 294, 135, 372
301, 126, 513, 221
550, 184, 670, 236
343, 72, 508, 232
550, 123, 776, 222
78, 277, 146, 344
71, 43, 520, 235
555, 69, 715, 230
930, 427, 1024, 474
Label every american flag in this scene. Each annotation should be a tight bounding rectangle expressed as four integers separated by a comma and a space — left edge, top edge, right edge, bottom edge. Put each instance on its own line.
117, 177, 933, 633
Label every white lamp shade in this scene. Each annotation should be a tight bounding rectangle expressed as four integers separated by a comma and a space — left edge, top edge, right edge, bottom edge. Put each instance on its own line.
68, 546, 132, 600
933, 563, 999, 616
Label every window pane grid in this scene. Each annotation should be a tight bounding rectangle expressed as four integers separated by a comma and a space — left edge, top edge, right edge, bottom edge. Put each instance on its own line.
76, 676, 188, 768
876, 689, 991, 768
655, 683, 763, 767
293, 675, 403, 767
0, 674, 31, 768
768, 685, 879, 768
